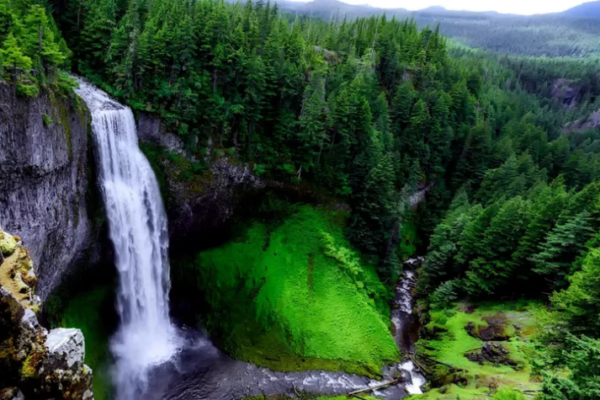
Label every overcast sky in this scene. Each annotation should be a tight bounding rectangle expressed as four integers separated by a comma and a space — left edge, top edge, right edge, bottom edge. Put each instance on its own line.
298, 0, 590, 15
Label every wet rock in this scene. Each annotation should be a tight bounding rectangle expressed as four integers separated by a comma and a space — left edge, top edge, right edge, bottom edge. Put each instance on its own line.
138, 112, 189, 158
0, 83, 101, 300
465, 343, 519, 368
465, 314, 513, 341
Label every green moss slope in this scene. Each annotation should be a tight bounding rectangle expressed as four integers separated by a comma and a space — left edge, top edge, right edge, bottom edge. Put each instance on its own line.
185, 205, 398, 376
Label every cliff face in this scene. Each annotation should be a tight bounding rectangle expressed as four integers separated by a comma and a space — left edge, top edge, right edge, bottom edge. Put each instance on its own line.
137, 113, 263, 246
0, 83, 100, 300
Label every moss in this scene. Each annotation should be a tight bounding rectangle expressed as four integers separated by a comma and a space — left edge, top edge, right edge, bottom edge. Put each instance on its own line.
0, 230, 17, 256
48, 89, 74, 161
140, 142, 212, 210
416, 301, 542, 397
0, 246, 36, 307
42, 113, 53, 128
21, 350, 43, 379
175, 205, 398, 377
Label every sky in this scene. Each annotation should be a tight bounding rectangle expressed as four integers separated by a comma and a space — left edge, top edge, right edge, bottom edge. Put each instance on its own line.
296, 0, 591, 15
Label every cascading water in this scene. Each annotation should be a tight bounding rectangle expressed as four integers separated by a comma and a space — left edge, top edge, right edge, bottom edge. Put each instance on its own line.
74, 80, 180, 400
391, 263, 426, 395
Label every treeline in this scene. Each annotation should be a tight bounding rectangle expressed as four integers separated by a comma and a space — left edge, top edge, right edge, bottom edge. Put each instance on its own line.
49, 0, 486, 273
0, 0, 71, 95
45, 0, 600, 279
431, 15, 600, 58
273, 2, 600, 58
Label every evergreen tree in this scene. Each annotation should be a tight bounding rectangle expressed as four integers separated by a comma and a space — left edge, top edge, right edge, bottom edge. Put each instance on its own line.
531, 211, 595, 290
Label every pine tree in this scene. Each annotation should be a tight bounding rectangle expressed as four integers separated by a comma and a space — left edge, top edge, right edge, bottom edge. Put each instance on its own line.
465, 196, 529, 296
531, 211, 595, 290
453, 123, 492, 191
0, 31, 31, 74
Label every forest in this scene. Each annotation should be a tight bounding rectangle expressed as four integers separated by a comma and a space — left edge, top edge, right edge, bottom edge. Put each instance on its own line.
2, 0, 600, 398
276, 0, 600, 58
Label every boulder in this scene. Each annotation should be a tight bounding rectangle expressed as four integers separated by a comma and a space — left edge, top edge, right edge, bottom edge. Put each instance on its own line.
465, 314, 514, 342
465, 342, 519, 369
0, 227, 94, 400
46, 328, 86, 369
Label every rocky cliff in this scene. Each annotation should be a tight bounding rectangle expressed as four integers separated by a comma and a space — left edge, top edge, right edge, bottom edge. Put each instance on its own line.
137, 113, 264, 246
564, 108, 600, 133
0, 83, 100, 300
0, 228, 94, 400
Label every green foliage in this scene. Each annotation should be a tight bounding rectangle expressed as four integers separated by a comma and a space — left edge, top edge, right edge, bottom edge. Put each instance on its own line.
541, 335, 600, 400
492, 387, 527, 400
42, 113, 53, 127
429, 280, 458, 309
531, 211, 595, 289
534, 243, 600, 399
175, 205, 398, 376
0, 0, 69, 95
419, 176, 600, 300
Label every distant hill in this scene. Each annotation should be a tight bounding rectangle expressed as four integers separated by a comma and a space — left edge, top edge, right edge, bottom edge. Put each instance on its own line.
420, 6, 447, 13
561, 1, 600, 18
270, 0, 600, 58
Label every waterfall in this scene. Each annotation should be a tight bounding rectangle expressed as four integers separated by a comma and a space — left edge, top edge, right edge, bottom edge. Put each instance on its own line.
74, 80, 180, 399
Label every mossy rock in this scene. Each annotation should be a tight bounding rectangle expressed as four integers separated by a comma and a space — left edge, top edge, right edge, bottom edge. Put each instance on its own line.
0, 232, 17, 256
465, 314, 515, 341
465, 343, 522, 369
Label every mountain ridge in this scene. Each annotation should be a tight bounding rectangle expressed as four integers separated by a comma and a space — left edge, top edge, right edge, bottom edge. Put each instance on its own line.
276, 0, 600, 19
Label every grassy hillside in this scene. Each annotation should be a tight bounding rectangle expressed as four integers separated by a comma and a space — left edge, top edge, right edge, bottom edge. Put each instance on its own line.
176, 205, 399, 376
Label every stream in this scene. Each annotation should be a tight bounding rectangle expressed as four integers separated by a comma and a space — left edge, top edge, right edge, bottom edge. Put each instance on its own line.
147, 263, 426, 400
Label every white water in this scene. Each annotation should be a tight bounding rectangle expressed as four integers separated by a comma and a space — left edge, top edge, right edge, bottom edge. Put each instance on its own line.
75, 80, 180, 400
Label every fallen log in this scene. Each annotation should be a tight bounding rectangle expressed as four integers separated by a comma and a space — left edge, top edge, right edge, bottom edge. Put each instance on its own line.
409, 355, 430, 374
347, 378, 401, 396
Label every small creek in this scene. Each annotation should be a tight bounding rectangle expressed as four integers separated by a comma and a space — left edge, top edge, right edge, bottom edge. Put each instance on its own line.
144, 260, 425, 400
